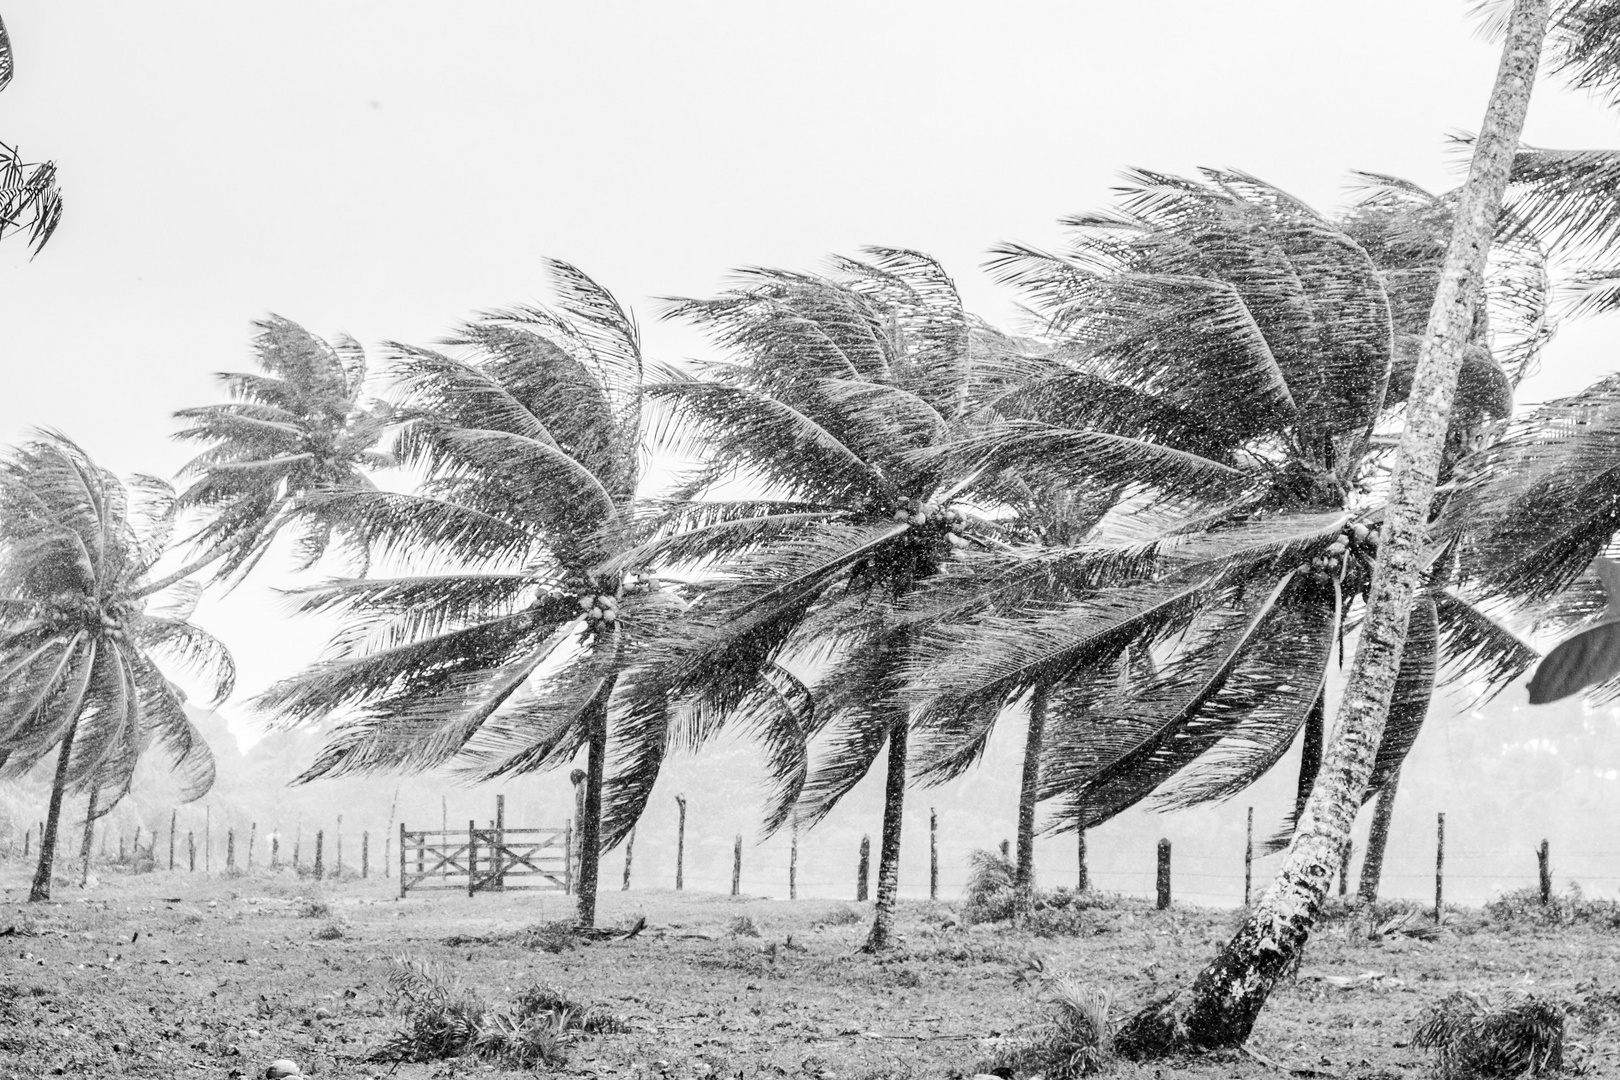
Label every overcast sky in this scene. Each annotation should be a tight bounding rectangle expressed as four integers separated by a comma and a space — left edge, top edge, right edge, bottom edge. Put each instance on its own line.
3, 2, 1619, 714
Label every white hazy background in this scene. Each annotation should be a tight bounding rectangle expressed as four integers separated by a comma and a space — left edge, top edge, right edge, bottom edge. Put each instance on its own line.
3, 2, 1620, 908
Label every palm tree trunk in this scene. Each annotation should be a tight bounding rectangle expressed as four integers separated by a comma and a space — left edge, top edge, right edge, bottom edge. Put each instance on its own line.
1292, 693, 1325, 828
860, 714, 909, 953
574, 676, 615, 928
1014, 684, 1049, 918
30, 718, 79, 902
78, 781, 99, 889
1115, 0, 1547, 1054
1357, 772, 1401, 905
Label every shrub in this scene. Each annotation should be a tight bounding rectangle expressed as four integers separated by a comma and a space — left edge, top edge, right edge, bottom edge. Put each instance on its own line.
963, 848, 1017, 925
314, 920, 346, 941
1412, 991, 1565, 1079
297, 897, 332, 919
728, 915, 761, 938
1485, 884, 1620, 929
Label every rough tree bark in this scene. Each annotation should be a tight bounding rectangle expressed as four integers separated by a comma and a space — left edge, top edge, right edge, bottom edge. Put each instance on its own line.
29, 719, 79, 902
78, 781, 99, 888
860, 714, 909, 952
1014, 683, 1050, 917
1116, 0, 1548, 1053
574, 675, 616, 928
1357, 772, 1401, 904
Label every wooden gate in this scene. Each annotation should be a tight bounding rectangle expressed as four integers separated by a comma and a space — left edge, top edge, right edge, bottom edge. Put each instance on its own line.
397, 796, 569, 898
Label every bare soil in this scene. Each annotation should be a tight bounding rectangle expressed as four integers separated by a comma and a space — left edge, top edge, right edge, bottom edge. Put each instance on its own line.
1, 864, 1617, 1079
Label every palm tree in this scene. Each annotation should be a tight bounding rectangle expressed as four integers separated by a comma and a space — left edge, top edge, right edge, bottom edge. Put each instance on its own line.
0, 435, 228, 900
1112, 0, 1549, 1051
252, 262, 676, 927
902, 167, 1538, 884
147, 317, 394, 597
0, 16, 63, 257
629, 249, 1007, 950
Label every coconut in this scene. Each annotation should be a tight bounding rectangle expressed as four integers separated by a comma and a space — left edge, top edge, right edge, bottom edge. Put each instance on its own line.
1352, 523, 1370, 541
603, 610, 617, 623
909, 513, 927, 526
597, 594, 615, 608
588, 607, 603, 620
892, 509, 909, 522
577, 597, 593, 610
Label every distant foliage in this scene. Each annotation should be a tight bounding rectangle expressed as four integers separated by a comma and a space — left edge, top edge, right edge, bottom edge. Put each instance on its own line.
1413, 991, 1565, 1079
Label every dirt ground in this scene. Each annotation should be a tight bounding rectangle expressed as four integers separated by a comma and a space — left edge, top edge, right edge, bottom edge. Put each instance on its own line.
1, 863, 1616, 1079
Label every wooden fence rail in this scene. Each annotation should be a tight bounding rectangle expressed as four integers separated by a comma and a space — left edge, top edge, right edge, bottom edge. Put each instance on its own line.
397, 823, 568, 897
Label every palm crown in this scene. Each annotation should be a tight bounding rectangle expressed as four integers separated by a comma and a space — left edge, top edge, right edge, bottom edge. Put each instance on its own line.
0, 434, 226, 815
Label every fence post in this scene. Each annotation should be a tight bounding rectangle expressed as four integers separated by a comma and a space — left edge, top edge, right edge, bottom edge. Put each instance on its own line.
1244, 806, 1253, 906
132, 824, 140, 858
563, 819, 573, 895
731, 834, 742, 897
1538, 839, 1551, 904
468, 820, 478, 898
188, 831, 195, 872
247, 823, 256, 870
857, 835, 871, 902
169, 810, 176, 871
622, 826, 635, 891
1078, 829, 1089, 893
929, 809, 938, 901
398, 822, 407, 899
118, 835, 125, 862
441, 797, 449, 879
999, 838, 1010, 862
675, 794, 687, 891
362, 831, 370, 880
789, 822, 798, 901
271, 835, 280, 870
1434, 812, 1445, 924
336, 814, 344, 876
227, 829, 235, 872
1156, 838, 1171, 910
571, 770, 587, 887
495, 795, 505, 891
314, 831, 325, 880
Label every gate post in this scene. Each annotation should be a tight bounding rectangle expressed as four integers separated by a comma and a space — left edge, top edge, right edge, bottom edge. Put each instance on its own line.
468, 820, 478, 898
398, 823, 407, 899
495, 795, 506, 891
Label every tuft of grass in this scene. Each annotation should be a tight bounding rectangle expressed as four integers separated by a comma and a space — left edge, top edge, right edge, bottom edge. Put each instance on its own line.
515, 919, 579, 954
963, 848, 1017, 925
728, 914, 761, 938
812, 903, 864, 928
979, 957, 1117, 1077
314, 919, 347, 941
374, 957, 628, 1069
296, 896, 332, 919
1412, 991, 1565, 1079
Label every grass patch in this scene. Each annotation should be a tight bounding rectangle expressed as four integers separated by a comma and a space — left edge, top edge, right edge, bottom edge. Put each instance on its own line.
374, 957, 624, 1069
978, 957, 1117, 1078
728, 914, 761, 938
1484, 884, 1620, 930
812, 903, 864, 928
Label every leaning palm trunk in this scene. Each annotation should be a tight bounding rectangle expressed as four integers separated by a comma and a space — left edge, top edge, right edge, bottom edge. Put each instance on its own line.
1357, 772, 1401, 904
860, 715, 910, 952
1116, 0, 1547, 1053
1014, 684, 1049, 918
574, 675, 616, 928
29, 718, 79, 902
78, 781, 99, 888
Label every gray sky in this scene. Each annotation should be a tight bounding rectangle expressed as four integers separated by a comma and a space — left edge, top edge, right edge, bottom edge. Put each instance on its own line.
2, 2, 1618, 710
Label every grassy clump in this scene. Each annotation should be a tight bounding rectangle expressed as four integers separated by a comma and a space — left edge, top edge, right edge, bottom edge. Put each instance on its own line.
978, 961, 1117, 1078
812, 903, 864, 928
515, 919, 579, 953
728, 915, 761, 938
1412, 991, 1565, 1079
296, 896, 332, 919
963, 848, 1018, 924
374, 957, 625, 1069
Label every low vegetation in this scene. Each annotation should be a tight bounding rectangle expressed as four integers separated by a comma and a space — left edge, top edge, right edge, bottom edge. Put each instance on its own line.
4, 865, 1620, 1077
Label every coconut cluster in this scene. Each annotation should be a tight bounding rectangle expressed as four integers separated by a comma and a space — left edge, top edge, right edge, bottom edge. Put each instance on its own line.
888, 496, 973, 556
575, 573, 657, 634
1305, 522, 1378, 582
